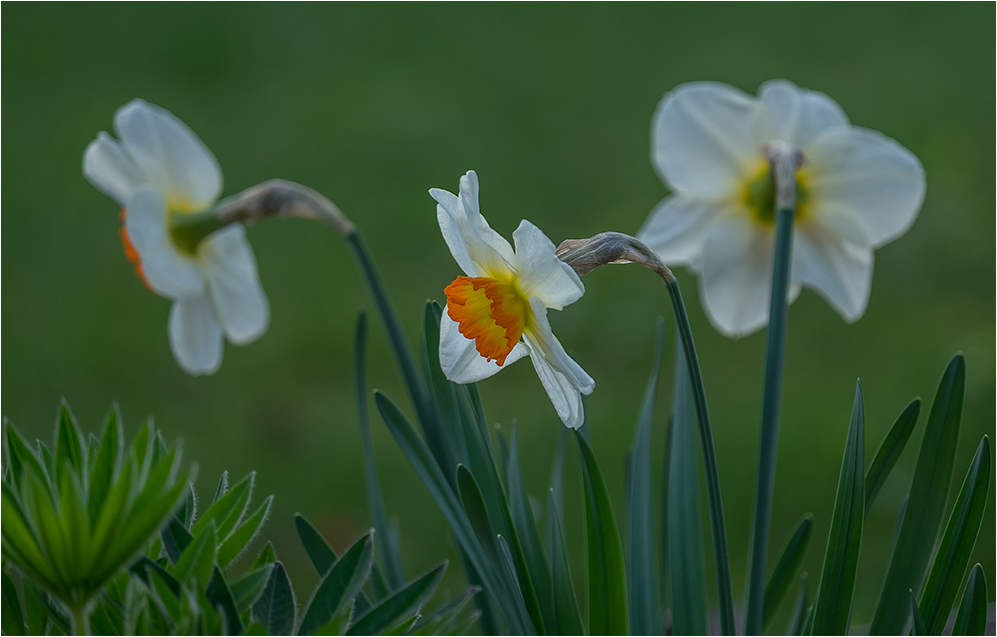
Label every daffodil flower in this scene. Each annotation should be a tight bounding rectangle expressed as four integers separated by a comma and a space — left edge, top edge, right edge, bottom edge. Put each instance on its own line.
83, 99, 269, 374
638, 80, 926, 337
432, 171, 594, 429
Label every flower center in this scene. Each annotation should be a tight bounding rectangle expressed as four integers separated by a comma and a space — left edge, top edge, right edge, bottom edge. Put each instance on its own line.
743, 161, 809, 224
445, 276, 529, 365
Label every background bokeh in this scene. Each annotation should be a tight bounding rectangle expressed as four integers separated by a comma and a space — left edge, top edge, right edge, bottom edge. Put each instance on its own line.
3, 3, 993, 631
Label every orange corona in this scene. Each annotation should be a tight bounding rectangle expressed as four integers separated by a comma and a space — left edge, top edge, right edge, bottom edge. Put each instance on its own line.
444, 276, 528, 365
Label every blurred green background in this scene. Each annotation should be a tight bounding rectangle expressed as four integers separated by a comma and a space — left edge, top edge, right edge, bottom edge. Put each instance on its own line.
3, 3, 993, 631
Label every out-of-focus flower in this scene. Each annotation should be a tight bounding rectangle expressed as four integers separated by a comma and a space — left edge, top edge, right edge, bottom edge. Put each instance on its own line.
638, 80, 926, 337
432, 171, 594, 429
84, 99, 269, 375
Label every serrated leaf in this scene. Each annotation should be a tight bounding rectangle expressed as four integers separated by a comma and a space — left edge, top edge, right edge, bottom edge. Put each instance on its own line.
193, 473, 254, 542
214, 471, 230, 504
577, 431, 628, 635
252, 561, 296, 636
919, 436, 991, 633
218, 495, 273, 568
763, 513, 814, 630
627, 319, 663, 636
668, 340, 708, 636
812, 381, 865, 635
347, 563, 447, 636
871, 354, 966, 634
952, 563, 987, 636
299, 531, 375, 636
866, 399, 920, 513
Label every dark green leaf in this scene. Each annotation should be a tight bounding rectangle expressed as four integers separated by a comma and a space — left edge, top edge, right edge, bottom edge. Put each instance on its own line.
627, 319, 664, 636
952, 564, 987, 636
295, 513, 339, 576
410, 585, 480, 635
88, 408, 122, 525
910, 590, 927, 635
232, 566, 272, 613
218, 495, 273, 568
54, 402, 85, 485
162, 516, 195, 564
871, 354, 966, 634
251, 561, 296, 636
179, 482, 196, 528
357, 310, 407, 591
866, 399, 920, 513
347, 563, 447, 636
206, 566, 244, 635
785, 574, 809, 636
193, 472, 254, 542
299, 531, 375, 636
812, 381, 865, 635
577, 431, 629, 635
546, 491, 584, 636
253, 542, 277, 570
919, 436, 991, 633
456, 465, 498, 561
763, 513, 814, 630
1, 570, 25, 636
23, 581, 50, 636
214, 471, 230, 504
668, 340, 708, 636
175, 520, 218, 588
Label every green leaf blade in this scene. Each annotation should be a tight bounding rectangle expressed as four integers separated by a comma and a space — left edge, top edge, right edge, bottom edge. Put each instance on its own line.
952, 564, 987, 636
865, 398, 920, 514
347, 563, 447, 636
299, 531, 375, 636
763, 513, 814, 631
251, 561, 297, 636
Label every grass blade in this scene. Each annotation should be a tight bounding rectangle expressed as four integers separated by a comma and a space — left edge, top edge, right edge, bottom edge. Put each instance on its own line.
910, 590, 927, 635
866, 398, 920, 514
627, 319, 664, 636
577, 431, 628, 635
347, 563, 447, 636
668, 339, 709, 636
919, 436, 991, 633
763, 513, 814, 631
812, 381, 865, 636
871, 354, 966, 634
547, 491, 584, 636
952, 564, 987, 636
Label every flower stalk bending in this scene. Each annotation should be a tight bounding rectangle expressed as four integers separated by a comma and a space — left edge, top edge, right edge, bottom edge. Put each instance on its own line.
744, 143, 803, 636
556, 231, 736, 635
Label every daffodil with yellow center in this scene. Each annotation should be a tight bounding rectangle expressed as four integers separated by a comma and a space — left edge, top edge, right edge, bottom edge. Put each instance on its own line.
432, 171, 594, 429
638, 80, 926, 337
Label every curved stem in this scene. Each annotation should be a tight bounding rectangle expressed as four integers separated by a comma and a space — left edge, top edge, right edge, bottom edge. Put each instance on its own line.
744, 204, 796, 635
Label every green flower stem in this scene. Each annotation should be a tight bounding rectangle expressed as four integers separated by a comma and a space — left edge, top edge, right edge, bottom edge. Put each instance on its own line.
744, 204, 796, 636
70, 604, 88, 636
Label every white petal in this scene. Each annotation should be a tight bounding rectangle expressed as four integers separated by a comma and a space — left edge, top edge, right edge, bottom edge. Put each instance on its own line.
168, 296, 223, 375
511, 220, 584, 310
432, 171, 516, 278
759, 79, 849, 149
805, 127, 926, 248
83, 132, 144, 205
793, 227, 873, 322
114, 99, 222, 210
652, 82, 771, 198
698, 216, 780, 338
638, 195, 740, 266
439, 310, 527, 383
125, 186, 205, 299
200, 225, 270, 345
523, 297, 594, 429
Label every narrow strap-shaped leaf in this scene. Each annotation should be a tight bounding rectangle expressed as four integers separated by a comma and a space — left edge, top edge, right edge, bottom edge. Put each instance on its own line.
356, 311, 406, 590
206, 566, 244, 635
347, 563, 447, 636
871, 354, 966, 634
910, 590, 927, 635
627, 319, 664, 636
668, 340, 709, 636
299, 531, 375, 636
457, 465, 499, 561
577, 431, 629, 635
812, 381, 865, 635
545, 428, 567, 553
251, 561, 296, 636
785, 574, 809, 636
866, 399, 920, 513
763, 513, 814, 630
217, 495, 273, 568
952, 564, 987, 636
919, 435, 991, 633
1, 569, 26, 636
295, 513, 338, 575
420, 301, 463, 484
88, 406, 122, 524
547, 491, 584, 636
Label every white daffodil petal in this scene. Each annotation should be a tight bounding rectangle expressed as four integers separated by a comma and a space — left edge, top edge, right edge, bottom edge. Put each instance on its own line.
115, 99, 223, 210
698, 216, 779, 338
759, 79, 849, 149
652, 82, 770, 198
168, 296, 224, 376
511, 220, 584, 310
432, 171, 516, 278
125, 186, 205, 299
523, 298, 593, 429
806, 126, 926, 248
638, 195, 742, 266
793, 227, 873, 322
439, 310, 528, 383
83, 132, 144, 205
200, 225, 270, 345
432, 187, 482, 277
